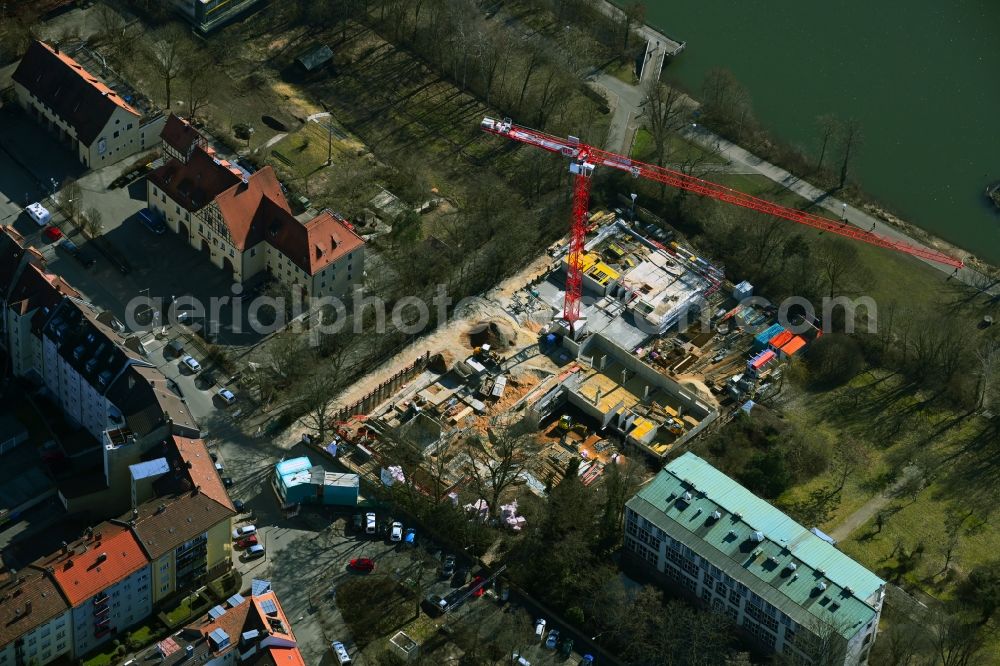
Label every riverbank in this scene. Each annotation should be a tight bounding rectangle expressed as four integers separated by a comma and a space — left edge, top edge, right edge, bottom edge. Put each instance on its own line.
597, 0, 998, 289
610, 0, 1000, 265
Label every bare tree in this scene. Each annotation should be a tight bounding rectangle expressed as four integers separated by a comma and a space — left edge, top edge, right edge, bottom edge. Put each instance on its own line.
82, 207, 103, 237
643, 79, 685, 169
147, 25, 186, 110
815, 114, 840, 171
60, 179, 83, 223
181, 60, 213, 121
465, 412, 534, 518
296, 370, 341, 444
837, 118, 863, 188
975, 340, 999, 412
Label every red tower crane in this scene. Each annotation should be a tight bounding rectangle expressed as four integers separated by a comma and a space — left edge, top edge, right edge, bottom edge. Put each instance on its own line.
480, 117, 963, 326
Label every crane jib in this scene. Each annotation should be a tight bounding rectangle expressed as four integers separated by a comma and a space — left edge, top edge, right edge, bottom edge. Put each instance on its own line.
479, 117, 964, 271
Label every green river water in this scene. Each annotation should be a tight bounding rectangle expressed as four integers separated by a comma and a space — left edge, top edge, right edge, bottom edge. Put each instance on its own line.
636, 0, 1000, 264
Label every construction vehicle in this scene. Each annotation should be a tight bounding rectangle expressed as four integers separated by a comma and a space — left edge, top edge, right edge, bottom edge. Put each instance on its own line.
663, 417, 685, 436
480, 117, 963, 329
473, 344, 501, 364
556, 415, 573, 433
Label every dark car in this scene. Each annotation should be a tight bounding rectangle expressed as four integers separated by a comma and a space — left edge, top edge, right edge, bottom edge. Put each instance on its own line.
222, 477, 234, 488
452, 567, 470, 587
441, 554, 456, 578
233, 499, 246, 513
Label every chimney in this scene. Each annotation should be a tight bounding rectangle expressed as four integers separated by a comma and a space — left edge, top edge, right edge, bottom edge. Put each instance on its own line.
25, 601, 32, 614
593, 387, 602, 406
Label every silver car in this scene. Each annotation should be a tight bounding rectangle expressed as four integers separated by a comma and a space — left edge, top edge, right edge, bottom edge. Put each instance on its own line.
181, 355, 201, 373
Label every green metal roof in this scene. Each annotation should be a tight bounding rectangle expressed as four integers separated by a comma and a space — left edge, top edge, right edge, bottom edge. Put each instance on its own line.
627, 452, 885, 640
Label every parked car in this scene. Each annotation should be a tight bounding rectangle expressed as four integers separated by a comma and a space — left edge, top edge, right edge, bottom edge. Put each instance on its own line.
181, 355, 201, 373
330, 641, 352, 665
424, 594, 449, 616
348, 558, 375, 573
233, 525, 257, 539
471, 575, 486, 598
42, 226, 62, 241
534, 619, 547, 640
222, 477, 234, 488
404, 527, 416, 546
559, 637, 575, 658
138, 208, 167, 234
217, 388, 237, 405
578, 656, 594, 666
167, 339, 184, 356
352, 514, 363, 531
390, 521, 403, 542
246, 544, 265, 559
26, 202, 50, 226
237, 535, 258, 548
545, 629, 560, 650
441, 554, 456, 578
214, 462, 224, 473
365, 512, 376, 535
233, 499, 246, 513
512, 653, 531, 666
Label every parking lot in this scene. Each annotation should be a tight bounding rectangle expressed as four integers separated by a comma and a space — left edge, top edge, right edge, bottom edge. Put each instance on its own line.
207, 428, 590, 666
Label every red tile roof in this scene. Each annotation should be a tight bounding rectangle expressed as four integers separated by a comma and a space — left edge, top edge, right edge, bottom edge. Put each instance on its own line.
7, 263, 78, 317
265, 209, 364, 275
147, 148, 242, 213
173, 435, 235, 512
213, 167, 289, 251
0, 569, 70, 651
13, 41, 138, 145
161, 114, 204, 158
47, 522, 149, 606
252, 592, 305, 666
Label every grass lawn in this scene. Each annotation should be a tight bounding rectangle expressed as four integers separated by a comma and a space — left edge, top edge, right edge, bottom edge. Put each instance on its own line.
632, 129, 727, 165
605, 58, 637, 85
81, 646, 118, 666
164, 594, 198, 626
779, 371, 999, 602
127, 623, 157, 649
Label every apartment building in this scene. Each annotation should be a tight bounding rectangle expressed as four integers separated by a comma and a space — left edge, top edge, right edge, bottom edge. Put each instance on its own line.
148, 114, 365, 299
0, 569, 72, 666
624, 453, 885, 665
33, 522, 153, 658
0, 436, 235, 663
123, 435, 235, 604
0, 229, 199, 514
12, 41, 165, 168
158, 582, 305, 666
0, 229, 78, 380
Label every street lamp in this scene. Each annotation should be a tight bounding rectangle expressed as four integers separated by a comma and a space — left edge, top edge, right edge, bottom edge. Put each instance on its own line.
629, 192, 638, 222
841, 203, 848, 221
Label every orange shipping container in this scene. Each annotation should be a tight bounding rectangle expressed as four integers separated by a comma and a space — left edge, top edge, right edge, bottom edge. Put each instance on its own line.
781, 336, 807, 356
769, 330, 794, 349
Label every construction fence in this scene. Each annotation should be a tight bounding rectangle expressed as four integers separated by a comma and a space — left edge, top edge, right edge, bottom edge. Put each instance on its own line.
330, 352, 430, 423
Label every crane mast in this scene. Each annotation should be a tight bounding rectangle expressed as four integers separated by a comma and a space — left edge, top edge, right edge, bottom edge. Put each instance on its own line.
480, 117, 963, 327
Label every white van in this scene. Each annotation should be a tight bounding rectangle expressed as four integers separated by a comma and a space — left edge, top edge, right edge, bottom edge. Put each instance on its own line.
330, 641, 351, 665
26, 203, 51, 226
365, 512, 376, 535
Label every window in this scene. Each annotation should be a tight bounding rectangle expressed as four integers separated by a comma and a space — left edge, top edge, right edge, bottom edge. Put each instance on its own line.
113, 130, 120, 138
176, 205, 181, 215
127, 123, 133, 130
115, 118, 120, 125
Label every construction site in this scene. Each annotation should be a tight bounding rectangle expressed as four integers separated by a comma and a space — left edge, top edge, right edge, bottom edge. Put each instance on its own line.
284, 117, 968, 519
293, 204, 818, 521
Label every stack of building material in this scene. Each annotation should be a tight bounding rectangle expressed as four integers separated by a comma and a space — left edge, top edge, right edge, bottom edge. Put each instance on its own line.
500, 500, 526, 531
464, 499, 489, 522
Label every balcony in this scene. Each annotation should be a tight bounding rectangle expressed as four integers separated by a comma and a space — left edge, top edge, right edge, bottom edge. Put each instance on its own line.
93, 605, 110, 618
93, 594, 109, 606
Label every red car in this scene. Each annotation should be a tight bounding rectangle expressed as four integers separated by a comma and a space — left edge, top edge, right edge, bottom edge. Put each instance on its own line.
471, 575, 486, 597
237, 535, 258, 548
349, 557, 376, 573
43, 226, 62, 241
